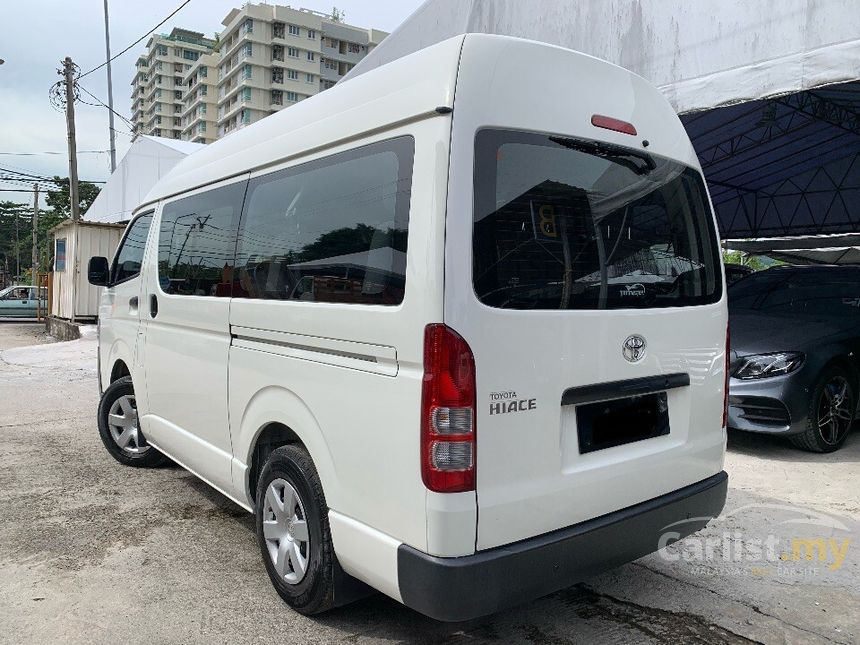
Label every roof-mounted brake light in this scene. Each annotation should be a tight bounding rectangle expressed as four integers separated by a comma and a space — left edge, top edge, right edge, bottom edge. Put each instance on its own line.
591, 114, 637, 136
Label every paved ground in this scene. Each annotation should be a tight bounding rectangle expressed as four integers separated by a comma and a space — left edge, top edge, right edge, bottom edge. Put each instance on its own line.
0, 321, 857, 645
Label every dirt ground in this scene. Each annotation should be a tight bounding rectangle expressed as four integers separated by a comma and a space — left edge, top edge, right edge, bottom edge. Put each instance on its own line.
0, 321, 857, 644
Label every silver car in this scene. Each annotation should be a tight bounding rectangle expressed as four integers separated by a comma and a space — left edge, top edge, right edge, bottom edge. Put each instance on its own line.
728, 266, 860, 452
0, 285, 47, 318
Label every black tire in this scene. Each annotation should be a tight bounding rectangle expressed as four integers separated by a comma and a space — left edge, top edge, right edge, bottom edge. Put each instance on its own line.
97, 376, 167, 467
790, 366, 856, 453
256, 444, 335, 615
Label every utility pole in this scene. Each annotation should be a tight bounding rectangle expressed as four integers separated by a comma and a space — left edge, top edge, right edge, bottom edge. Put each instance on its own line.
31, 183, 39, 283
103, 0, 117, 172
14, 206, 19, 278
63, 56, 81, 221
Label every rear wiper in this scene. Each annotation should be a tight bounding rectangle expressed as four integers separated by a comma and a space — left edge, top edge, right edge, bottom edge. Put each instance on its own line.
549, 136, 656, 175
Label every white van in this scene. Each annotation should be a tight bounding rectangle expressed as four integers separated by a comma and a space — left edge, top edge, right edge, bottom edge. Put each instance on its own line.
88, 34, 728, 621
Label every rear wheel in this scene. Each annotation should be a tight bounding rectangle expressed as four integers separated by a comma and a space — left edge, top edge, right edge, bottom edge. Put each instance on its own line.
97, 376, 167, 467
256, 444, 335, 614
790, 366, 855, 453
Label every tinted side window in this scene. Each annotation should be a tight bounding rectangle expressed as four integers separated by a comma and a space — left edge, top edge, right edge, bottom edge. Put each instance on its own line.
235, 136, 414, 305
158, 182, 246, 297
113, 213, 153, 283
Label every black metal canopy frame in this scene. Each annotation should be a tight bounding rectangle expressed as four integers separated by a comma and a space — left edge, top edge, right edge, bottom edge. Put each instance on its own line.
681, 80, 860, 242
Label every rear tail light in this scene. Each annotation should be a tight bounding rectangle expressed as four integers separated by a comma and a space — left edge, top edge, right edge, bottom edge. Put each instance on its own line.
591, 114, 638, 136
723, 323, 730, 428
421, 324, 476, 493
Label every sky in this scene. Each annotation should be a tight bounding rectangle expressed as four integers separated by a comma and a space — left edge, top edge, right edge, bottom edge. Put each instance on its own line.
0, 0, 424, 206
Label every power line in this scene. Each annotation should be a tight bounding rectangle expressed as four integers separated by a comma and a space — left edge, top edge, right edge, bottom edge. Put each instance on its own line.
0, 167, 107, 185
0, 151, 110, 156
79, 0, 193, 80
77, 84, 136, 130
0, 166, 54, 183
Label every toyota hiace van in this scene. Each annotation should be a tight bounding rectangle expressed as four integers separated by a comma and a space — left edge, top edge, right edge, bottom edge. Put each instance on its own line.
89, 34, 728, 621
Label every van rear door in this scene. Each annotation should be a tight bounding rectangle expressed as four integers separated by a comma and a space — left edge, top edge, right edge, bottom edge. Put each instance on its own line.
443, 36, 728, 551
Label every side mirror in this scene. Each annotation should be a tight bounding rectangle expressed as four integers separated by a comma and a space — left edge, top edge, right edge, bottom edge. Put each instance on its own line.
88, 256, 111, 287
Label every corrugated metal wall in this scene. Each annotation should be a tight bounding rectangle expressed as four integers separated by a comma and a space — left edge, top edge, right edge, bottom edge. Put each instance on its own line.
51, 223, 124, 320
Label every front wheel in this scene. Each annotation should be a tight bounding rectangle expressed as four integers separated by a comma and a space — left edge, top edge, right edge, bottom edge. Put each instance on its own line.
97, 376, 167, 467
256, 444, 335, 614
790, 366, 856, 453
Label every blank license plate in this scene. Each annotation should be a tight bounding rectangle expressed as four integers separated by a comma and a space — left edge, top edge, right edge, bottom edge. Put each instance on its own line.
576, 392, 669, 454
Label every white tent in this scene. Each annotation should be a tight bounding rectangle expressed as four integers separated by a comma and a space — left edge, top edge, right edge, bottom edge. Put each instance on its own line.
84, 136, 204, 224
345, 0, 860, 115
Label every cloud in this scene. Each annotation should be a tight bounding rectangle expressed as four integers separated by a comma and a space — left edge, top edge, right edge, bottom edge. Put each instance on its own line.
0, 0, 420, 206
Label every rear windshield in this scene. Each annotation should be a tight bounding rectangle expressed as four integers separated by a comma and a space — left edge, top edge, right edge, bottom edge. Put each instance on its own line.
473, 129, 722, 310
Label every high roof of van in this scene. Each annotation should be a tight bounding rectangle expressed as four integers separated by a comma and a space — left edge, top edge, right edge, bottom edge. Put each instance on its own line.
140, 33, 695, 210
140, 34, 465, 209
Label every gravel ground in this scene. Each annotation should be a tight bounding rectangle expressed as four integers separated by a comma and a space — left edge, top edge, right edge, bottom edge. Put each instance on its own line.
0, 321, 857, 644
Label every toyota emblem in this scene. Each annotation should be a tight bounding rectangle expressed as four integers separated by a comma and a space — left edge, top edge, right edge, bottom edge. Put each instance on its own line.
622, 335, 646, 363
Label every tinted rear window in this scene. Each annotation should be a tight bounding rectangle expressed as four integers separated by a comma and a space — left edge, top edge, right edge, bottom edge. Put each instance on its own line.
473, 129, 722, 310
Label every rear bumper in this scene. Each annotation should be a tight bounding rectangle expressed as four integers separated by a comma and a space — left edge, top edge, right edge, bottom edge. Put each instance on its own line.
398, 471, 728, 622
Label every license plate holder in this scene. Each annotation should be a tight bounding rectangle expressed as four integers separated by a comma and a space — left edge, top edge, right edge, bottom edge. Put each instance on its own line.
576, 391, 669, 454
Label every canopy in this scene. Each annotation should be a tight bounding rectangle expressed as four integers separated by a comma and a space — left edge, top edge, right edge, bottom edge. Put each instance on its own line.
728, 233, 860, 264
84, 136, 204, 224
346, 0, 860, 243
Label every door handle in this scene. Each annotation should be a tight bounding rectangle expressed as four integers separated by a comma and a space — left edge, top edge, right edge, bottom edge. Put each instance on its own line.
129, 296, 138, 310
150, 294, 158, 318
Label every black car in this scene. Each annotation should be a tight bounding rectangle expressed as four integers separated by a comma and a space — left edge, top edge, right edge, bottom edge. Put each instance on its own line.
728, 265, 860, 452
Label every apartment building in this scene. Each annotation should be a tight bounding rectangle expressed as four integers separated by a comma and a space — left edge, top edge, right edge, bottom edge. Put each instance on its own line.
180, 53, 219, 144
129, 28, 217, 140
215, 4, 387, 137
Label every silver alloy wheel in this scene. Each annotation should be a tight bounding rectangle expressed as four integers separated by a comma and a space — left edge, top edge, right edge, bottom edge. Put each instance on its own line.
262, 478, 310, 585
107, 394, 149, 455
817, 376, 854, 446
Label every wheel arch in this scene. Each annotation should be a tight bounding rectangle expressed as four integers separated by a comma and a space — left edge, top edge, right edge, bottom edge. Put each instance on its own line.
110, 359, 131, 383
103, 338, 135, 388
237, 385, 340, 509
818, 346, 860, 401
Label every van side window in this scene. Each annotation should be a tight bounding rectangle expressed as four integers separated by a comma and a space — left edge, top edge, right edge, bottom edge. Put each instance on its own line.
234, 136, 414, 305
158, 182, 246, 297
113, 213, 153, 284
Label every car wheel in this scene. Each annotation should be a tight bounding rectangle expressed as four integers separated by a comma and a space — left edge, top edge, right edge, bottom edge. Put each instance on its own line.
256, 444, 335, 615
97, 376, 167, 467
790, 366, 856, 453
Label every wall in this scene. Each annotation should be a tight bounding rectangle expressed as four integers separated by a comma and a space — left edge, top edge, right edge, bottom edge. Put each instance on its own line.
52, 222, 125, 320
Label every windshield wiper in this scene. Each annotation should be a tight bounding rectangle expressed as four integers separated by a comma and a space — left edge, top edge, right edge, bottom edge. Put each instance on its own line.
549, 136, 656, 175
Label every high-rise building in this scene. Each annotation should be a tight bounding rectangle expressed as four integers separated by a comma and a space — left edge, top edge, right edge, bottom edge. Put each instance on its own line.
214, 4, 387, 138
130, 28, 217, 140
130, 7, 387, 143
180, 53, 219, 144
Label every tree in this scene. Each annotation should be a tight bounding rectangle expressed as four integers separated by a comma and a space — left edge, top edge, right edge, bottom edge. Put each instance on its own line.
722, 250, 781, 271
35, 177, 102, 272
45, 176, 100, 220
331, 6, 344, 22
0, 201, 30, 280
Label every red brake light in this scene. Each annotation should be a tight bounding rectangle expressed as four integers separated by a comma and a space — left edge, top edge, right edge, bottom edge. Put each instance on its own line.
723, 323, 730, 428
591, 114, 637, 136
421, 324, 476, 493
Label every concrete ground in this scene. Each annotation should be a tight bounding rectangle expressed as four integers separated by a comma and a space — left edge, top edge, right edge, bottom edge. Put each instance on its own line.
0, 321, 857, 645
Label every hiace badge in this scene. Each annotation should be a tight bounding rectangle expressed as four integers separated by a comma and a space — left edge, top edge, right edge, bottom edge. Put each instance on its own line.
489, 391, 537, 415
